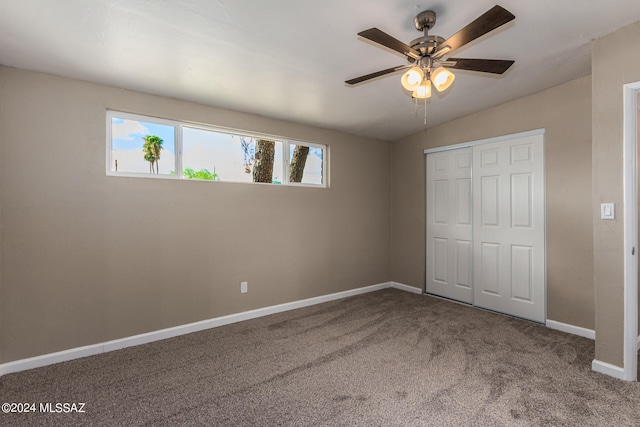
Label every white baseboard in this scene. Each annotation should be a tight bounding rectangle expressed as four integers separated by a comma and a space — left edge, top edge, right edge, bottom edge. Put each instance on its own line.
592, 359, 626, 380
546, 319, 595, 340
0, 281, 417, 377
388, 281, 423, 294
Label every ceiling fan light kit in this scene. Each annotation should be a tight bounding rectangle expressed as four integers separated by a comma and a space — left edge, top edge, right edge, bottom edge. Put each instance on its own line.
346, 5, 516, 111
412, 79, 432, 99
400, 67, 424, 91
431, 67, 455, 92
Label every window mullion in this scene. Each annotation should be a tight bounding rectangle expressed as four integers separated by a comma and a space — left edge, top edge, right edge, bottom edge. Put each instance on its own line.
283, 141, 291, 185
176, 123, 183, 179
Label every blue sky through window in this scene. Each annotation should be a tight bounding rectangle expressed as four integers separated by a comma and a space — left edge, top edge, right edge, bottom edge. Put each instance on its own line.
110, 118, 175, 173
111, 118, 175, 154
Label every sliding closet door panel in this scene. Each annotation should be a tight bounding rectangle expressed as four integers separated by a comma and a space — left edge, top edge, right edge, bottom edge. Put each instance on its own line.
511, 245, 533, 301
481, 175, 500, 227
456, 240, 473, 289
434, 180, 449, 223
480, 242, 500, 295
512, 174, 533, 227
456, 179, 472, 225
472, 134, 545, 322
433, 238, 448, 282
426, 147, 473, 303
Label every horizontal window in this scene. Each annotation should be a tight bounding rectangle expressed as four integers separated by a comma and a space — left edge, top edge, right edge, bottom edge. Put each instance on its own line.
107, 111, 326, 187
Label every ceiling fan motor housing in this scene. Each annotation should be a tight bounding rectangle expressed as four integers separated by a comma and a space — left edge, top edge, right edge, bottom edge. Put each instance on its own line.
409, 35, 445, 57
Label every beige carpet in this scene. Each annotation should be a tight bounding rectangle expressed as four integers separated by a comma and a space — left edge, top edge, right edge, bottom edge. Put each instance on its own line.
1, 288, 640, 426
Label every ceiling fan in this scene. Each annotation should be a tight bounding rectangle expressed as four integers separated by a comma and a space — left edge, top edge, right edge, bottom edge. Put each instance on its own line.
345, 5, 516, 99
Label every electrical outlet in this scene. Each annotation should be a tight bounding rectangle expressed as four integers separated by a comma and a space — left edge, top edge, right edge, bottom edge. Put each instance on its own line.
241, 281, 248, 293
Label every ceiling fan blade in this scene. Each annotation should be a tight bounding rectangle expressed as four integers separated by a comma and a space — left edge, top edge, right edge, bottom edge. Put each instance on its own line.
358, 28, 421, 60
444, 58, 515, 74
433, 5, 515, 58
345, 65, 409, 85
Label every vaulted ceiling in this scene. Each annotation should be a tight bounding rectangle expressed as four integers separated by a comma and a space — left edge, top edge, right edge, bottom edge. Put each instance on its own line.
1, 1, 639, 141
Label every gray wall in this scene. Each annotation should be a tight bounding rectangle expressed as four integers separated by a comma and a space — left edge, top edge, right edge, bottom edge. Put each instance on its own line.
391, 76, 594, 330
0, 66, 392, 364
591, 21, 640, 367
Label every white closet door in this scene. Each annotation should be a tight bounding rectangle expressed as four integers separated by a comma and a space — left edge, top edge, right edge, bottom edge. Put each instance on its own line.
426, 147, 474, 303
472, 134, 545, 322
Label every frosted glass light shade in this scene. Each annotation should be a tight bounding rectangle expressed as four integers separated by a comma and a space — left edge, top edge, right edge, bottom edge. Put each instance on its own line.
431, 67, 455, 92
401, 67, 424, 91
412, 79, 432, 99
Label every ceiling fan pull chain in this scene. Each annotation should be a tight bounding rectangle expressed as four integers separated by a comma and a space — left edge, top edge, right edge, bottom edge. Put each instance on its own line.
424, 97, 427, 126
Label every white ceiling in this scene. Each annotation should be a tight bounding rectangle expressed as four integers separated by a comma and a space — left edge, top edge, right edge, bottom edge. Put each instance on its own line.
1, 1, 639, 142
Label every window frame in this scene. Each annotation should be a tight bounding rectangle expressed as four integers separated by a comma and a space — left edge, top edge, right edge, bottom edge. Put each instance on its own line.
106, 110, 179, 179
106, 110, 328, 188
283, 139, 327, 187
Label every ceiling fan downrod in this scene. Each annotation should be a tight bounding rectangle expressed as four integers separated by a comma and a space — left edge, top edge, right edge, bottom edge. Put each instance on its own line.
410, 10, 445, 59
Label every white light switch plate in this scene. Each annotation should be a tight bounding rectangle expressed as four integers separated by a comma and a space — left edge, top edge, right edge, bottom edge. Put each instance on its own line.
601, 203, 615, 220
